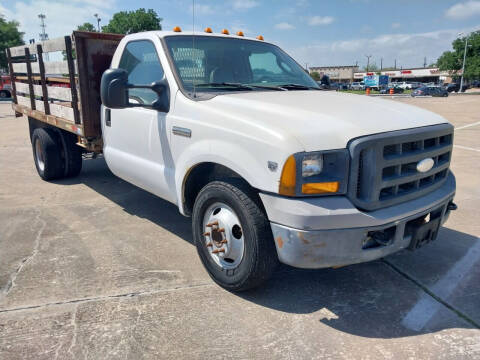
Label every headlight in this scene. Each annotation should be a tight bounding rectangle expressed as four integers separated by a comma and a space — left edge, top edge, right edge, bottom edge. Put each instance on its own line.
302, 153, 323, 177
279, 149, 349, 196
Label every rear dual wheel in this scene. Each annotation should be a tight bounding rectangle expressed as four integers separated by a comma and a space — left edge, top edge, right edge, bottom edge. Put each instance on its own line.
192, 179, 278, 291
32, 128, 82, 180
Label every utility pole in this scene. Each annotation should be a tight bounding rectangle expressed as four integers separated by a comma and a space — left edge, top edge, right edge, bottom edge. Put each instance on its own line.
365, 54, 372, 72
380, 58, 383, 71
94, 13, 101, 32
423, 57, 427, 68
38, 14, 49, 60
394, 59, 397, 70
459, 32, 468, 92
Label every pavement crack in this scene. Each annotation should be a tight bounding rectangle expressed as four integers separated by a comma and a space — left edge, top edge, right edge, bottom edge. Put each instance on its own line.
67, 304, 79, 357
381, 259, 480, 330
0, 282, 214, 314
1, 211, 46, 299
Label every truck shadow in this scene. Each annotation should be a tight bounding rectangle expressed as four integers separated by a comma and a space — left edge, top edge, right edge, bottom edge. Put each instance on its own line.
55, 157, 479, 339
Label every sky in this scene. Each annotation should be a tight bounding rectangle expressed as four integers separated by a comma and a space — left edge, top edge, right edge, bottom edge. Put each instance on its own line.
1, 0, 479, 69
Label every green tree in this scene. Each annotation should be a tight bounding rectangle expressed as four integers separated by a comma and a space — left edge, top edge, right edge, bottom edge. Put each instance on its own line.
437, 31, 480, 80
362, 63, 379, 72
77, 22, 96, 32
0, 15, 24, 71
310, 71, 321, 81
102, 8, 162, 35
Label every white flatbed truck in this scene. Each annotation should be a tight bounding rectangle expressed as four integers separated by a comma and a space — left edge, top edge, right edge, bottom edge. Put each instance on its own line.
7, 30, 457, 290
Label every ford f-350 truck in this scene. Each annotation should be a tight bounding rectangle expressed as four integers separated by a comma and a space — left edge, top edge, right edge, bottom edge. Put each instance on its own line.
7, 30, 456, 291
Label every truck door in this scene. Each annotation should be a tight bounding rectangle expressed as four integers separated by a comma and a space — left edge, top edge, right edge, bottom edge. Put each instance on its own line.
102, 40, 176, 203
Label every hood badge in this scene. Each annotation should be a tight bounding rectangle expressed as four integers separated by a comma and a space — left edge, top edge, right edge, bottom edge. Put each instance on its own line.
416, 158, 434, 173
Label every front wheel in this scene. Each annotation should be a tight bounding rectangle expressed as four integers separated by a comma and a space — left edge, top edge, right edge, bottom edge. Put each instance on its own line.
192, 180, 278, 291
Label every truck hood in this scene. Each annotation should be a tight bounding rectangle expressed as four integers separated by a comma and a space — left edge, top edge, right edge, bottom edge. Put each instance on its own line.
208, 91, 448, 151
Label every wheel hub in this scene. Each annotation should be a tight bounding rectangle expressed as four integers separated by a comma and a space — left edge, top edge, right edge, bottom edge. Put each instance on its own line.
203, 203, 245, 269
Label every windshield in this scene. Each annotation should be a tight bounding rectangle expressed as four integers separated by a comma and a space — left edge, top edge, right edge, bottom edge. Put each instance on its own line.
164, 35, 319, 93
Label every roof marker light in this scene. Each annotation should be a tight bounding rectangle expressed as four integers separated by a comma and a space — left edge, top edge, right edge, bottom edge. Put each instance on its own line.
221, 29, 230, 35
204, 27, 213, 33
236, 31, 244, 36
173, 26, 182, 32
256, 35, 264, 41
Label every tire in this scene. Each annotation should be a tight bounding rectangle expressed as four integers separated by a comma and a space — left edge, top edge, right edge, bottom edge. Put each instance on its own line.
31, 128, 64, 180
192, 179, 278, 291
60, 131, 82, 177
0, 91, 7, 98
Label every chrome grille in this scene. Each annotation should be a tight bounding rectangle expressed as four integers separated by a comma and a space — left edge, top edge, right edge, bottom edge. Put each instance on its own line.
348, 124, 453, 211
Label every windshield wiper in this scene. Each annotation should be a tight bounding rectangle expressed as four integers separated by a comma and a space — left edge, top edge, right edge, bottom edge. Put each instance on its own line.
194, 82, 285, 91
194, 82, 254, 90
276, 83, 321, 90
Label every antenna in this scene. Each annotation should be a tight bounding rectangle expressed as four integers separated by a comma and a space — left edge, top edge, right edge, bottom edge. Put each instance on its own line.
192, 0, 196, 98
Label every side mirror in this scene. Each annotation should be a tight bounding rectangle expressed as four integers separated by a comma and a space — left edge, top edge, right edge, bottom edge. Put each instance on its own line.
100, 68, 170, 112
101, 68, 129, 109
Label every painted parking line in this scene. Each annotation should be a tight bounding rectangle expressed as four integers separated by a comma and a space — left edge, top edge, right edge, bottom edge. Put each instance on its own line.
456, 121, 480, 130
454, 145, 480, 152
401, 239, 480, 331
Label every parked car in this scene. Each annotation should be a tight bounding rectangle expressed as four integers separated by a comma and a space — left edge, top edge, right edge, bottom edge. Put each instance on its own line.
412, 86, 448, 97
445, 83, 469, 93
0, 75, 12, 98
409, 82, 422, 90
471, 80, 480, 88
395, 81, 412, 90
7, 30, 457, 291
380, 86, 404, 94
350, 81, 365, 90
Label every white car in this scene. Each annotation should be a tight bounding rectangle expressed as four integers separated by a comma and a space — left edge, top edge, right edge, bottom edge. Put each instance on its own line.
350, 81, 365, 90
395, 82, 413, 90
8, 30, 457, 290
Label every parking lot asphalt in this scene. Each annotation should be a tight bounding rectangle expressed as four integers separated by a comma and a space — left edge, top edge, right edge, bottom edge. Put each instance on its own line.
1, 95, 479, 359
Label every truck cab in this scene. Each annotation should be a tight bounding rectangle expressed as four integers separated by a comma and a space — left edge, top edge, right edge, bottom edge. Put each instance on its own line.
10, 30, 456, 291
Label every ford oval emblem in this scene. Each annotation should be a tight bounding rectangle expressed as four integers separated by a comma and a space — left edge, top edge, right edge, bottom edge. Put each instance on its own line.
416, 158, 434, 173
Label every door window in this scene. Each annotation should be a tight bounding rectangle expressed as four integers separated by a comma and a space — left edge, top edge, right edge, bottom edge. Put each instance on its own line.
119, 40, 164, 105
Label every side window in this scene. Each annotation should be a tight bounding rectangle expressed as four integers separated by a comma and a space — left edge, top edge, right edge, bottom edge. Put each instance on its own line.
118, 40, 164, 106
249, 52, 293, 83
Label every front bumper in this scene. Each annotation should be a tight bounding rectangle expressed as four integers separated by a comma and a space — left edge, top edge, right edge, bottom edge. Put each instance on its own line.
261, 172, 456, 269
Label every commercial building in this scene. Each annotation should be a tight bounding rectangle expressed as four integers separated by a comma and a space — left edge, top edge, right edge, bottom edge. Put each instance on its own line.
309, 65, 359, 83
353, 67, 453, 83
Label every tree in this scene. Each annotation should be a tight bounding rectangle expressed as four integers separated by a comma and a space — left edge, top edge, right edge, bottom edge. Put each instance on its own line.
77, 22, 96, 32
102, 8, 162, 35
437, 31, 480, 80
362, 63, 378, 72
0, 15, 24, 71
310, 71, 321, 81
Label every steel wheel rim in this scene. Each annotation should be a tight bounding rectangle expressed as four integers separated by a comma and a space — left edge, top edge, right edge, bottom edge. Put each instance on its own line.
35, 139, 45, 172
202, 202, 245, 269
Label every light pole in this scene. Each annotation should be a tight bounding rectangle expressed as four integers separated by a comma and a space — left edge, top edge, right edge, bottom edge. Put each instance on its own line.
365, 54, 372, 72
94, 13, 101, 32
458, 32, 468, 92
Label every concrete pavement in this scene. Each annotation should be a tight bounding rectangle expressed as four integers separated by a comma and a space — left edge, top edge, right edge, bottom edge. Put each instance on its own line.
0, 96, 479, 359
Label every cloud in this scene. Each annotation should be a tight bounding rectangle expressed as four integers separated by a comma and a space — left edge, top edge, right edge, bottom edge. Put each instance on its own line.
307, 16, 335, 26
391, 22, 401, 29
288, 27, 474, 69
445, 1, 480, 19
191, 4, 214, 15
233, 0, 259, 10
4, 0, 116, 43
275, 22, 295, 30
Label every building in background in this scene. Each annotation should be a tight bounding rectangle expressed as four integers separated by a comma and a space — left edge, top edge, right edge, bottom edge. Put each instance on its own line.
354, 67, 453, 84
309, 65, 359, 83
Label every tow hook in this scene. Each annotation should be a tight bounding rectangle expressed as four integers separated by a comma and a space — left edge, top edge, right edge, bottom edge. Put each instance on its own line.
447, 202, 458, 211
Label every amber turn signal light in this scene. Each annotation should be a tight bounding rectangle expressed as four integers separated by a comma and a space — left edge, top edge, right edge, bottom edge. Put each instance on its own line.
204, 27, 213, 33
256, 35, 264, 41
302, 182, 340, 194
236, 31, 244, 36
173, 26, 182, 32
221, 29, 230, 35
279, 155, 296, 196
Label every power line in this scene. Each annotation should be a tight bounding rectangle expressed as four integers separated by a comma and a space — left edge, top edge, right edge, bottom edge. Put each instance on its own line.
365, 54, 372, 72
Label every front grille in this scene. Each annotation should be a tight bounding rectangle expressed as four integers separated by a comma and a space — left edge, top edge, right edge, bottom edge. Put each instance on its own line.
348, 124, 453, 211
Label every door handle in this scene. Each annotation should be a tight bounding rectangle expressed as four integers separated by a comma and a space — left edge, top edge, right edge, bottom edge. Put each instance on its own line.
105, 108, 111, 127
172, 126, 191, 138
